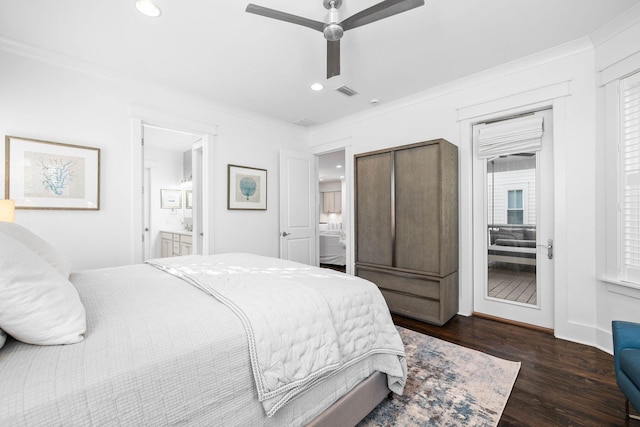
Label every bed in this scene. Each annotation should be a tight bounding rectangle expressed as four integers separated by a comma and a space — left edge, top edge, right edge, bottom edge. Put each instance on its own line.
319, 230, 346, 266
0, 223, 406, 426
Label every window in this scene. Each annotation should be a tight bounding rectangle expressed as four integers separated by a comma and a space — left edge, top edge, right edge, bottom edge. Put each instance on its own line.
507, 189, 524, 224
620, 71, 640, 283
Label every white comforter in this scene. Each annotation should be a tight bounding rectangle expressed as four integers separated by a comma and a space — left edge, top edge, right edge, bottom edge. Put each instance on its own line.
147, 253, 406, 417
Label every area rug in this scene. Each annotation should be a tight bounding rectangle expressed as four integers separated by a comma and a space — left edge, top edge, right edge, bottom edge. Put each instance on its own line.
359, 326, 520, 427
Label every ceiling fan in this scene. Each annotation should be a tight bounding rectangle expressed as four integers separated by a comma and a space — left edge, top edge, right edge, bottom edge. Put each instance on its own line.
246, 0, 425, 79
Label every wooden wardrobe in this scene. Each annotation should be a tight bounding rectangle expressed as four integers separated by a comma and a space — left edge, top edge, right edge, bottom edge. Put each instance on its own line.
355, 139, 458, 326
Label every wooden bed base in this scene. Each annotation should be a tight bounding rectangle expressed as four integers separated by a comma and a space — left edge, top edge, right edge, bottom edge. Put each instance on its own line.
306, 371, 390, 427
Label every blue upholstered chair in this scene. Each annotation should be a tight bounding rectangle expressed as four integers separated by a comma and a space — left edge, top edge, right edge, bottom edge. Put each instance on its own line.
612, 321, 640, 421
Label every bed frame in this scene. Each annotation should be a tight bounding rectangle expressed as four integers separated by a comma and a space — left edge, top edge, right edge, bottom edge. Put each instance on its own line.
307, 371, 390, 426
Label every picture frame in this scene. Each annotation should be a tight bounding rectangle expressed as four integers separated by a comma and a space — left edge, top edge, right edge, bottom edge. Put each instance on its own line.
227, 164, 267, 210
5, 135, 100, 210
160, 189, 182, 209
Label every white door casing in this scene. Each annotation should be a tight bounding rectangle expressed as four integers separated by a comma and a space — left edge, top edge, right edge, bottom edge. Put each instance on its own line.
130, 105, 216, 264
472, 108, 555, 329
143, 167, 152, 260
279, 149, 317, 265
192, 140, 204, 255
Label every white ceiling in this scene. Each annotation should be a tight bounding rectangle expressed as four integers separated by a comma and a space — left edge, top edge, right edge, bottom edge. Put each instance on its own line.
318, 150, 346, 181
1, 0, 639, 126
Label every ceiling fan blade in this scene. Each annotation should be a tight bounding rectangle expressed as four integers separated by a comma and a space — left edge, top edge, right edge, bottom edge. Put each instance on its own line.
341, 0, 425, 31
246, 4, 326, 32
327, 40, 340, 79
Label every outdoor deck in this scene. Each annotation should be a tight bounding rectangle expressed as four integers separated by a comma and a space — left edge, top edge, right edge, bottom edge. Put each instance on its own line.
488, 263, 537, 305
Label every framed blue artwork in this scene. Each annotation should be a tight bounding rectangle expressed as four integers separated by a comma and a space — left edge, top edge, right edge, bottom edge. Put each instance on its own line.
227, 164, 267, 210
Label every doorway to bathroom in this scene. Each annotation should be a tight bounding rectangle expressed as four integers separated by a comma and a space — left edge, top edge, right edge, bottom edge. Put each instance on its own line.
130, 107, 216, 264
142, 124, 204, 261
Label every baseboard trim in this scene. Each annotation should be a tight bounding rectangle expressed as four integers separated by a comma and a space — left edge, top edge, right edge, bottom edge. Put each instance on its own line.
472, 312, 554, 335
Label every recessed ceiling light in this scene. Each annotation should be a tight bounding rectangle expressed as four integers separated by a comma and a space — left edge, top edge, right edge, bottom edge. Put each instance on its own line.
336, 165, 342, 168
310, 83, 324, 91
136, 0, 162, 17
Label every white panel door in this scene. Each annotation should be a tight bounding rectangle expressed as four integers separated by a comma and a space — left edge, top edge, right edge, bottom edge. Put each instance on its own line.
279, 149, 316, 265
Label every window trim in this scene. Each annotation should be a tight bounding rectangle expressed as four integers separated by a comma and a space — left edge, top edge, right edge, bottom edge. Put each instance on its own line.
618, 71, 640, 284
602, 64, 640, 289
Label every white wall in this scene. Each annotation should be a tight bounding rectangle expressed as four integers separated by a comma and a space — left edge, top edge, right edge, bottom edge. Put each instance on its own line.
309, 36, 607, 347
0, 46, 308, 270
319, 181, 342, 192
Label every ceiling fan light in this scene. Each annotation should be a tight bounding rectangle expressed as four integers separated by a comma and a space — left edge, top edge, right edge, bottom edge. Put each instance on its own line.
323, 23, 343, 41
136, 0, 162, 17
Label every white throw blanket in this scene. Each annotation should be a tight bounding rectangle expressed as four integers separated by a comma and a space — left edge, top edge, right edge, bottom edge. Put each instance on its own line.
147, 253, 406, 416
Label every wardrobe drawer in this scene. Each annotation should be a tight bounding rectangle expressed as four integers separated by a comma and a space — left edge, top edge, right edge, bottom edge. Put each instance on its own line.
356, 267, 440, 300
379, 289, 441, 325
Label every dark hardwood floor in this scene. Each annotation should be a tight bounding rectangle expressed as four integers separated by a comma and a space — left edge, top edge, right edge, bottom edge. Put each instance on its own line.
392, 314, 639, 427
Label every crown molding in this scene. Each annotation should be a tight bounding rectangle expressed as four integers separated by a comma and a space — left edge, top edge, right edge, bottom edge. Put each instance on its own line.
590, 4, 640, 48
310, 37, 592, 138
0, 36, 308, 136
0, 36, 139, 85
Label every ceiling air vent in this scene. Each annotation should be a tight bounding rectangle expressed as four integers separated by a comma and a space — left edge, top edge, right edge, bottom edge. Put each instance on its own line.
335, 85, 358, 97
293, 118, 319, 127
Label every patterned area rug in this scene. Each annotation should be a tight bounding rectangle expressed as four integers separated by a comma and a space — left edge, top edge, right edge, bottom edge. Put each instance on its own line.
359, 326, 520, 427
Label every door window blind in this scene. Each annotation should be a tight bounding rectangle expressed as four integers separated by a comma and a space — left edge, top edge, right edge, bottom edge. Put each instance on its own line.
477, 115, 544, 159
620, 71, 640, 283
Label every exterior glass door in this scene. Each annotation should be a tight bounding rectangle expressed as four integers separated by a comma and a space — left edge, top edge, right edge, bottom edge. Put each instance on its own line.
473, 108, 554, 329
487, 153, 537, 305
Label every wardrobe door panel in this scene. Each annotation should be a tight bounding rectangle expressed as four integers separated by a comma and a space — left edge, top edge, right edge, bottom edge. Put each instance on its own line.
440, 141, 459, 276
355, 152, 393, 266
394, 143, 440, 274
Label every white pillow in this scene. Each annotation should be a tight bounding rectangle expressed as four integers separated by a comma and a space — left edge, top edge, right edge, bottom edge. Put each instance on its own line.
0, 329, 6, 350
0, 222, 71, 278
0, 233, 86, 345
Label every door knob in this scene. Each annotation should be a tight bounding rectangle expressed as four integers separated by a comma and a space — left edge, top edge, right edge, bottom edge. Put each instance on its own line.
281, 231, 291, 237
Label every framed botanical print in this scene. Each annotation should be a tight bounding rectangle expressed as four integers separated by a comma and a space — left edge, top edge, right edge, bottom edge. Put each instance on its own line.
5, 136, 100, 210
